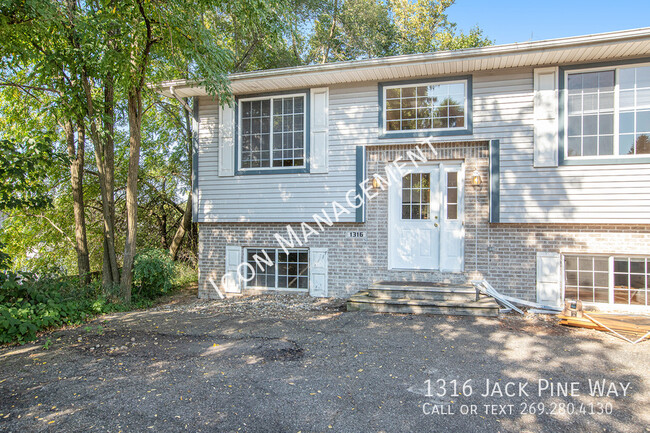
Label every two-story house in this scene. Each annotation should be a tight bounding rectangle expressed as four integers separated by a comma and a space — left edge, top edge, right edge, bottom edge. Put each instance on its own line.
160, 28, 650, 311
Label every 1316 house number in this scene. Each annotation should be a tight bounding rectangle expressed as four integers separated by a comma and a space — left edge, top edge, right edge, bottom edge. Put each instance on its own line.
347, 231, 366, 239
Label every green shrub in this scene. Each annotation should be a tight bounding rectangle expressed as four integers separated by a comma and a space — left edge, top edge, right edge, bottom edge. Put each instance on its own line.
133, 248, 174, 299
0, 271, 114, 344
171, 261, 198, 288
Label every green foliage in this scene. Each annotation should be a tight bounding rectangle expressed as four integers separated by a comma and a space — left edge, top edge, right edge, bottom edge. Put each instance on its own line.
0, 138, 65, 212
171, 261, 199, 288
0, 271, 102, 344
0, 241, 10, 270
0, 265, 175, 345
133, 248, 175, 299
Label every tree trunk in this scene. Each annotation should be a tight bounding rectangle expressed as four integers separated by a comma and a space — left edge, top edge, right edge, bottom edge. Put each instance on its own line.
120, 87, 143, 302
169, 191, 192, 260
65, 120, 91, 285
80, 73, 120, 290
169, 101, 194, 261
159, 212, 168, 249
103, 74, 119, 284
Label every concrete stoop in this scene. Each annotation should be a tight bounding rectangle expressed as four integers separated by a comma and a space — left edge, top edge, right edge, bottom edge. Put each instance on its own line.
347, 282, 500, 317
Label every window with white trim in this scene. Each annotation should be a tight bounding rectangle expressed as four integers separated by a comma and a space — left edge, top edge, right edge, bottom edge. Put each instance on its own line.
239, 94, 306, 169
564, 255, 649, 306
383, 80, 467, 133
565, 65, 650, 158
245, 248, 309, 290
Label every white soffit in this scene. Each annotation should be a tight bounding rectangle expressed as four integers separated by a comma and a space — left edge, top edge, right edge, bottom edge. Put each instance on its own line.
156, 28, 650, 98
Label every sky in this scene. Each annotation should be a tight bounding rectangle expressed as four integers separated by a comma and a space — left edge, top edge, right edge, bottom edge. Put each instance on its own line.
447, 0, 650, 45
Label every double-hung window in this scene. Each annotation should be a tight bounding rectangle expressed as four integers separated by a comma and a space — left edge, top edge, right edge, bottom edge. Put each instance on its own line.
564, 64, 650, 158
238, 93, 307, 171
381, 78, 471, 137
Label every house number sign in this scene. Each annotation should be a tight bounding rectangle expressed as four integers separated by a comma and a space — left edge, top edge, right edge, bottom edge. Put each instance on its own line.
347, 231, 366, 239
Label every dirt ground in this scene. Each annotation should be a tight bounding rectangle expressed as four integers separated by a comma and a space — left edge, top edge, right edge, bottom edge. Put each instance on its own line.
1, 289, 649, 433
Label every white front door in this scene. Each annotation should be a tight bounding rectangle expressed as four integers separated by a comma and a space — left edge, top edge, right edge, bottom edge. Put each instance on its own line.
388, 163, 464, 272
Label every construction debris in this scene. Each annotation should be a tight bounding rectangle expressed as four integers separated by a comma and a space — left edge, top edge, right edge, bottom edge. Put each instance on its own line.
470, 280, 525, 315
559, 301, 650, 344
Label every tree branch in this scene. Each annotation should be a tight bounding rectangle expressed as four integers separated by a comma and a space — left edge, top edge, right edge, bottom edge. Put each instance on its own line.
25, 213, 75, 248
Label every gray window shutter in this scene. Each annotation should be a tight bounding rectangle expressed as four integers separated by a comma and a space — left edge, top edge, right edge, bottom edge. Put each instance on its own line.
223, 245, 242, 293
310, 88, 329, 174
219, 104, 235, 177
533, 68, 559, 168
309, 248, 328, 297
536, 252, 562, 307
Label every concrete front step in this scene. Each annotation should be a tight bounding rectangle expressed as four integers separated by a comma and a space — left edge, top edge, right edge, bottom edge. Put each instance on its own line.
368, 283, 478, 302
347, 291, 500, 317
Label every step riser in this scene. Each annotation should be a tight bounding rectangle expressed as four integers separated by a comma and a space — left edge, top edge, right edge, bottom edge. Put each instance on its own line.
370, 284, 474, 292
347, 301, 498, 317
366, 289, 476, 302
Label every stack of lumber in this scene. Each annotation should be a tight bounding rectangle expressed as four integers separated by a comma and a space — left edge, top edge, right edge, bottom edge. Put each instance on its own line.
559, 313, 650, 343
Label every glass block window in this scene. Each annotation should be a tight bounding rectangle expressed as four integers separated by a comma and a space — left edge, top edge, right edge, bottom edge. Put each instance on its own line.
384, 80, 467, 132
565, 65, 650, 158
446, 171, 458, 220
240, 94, 305, 169
564, 255, 649, 306
245, 248, 308, 290
618, 66, 650, 155
401, 173, 430, 220
566, 71, 615, 157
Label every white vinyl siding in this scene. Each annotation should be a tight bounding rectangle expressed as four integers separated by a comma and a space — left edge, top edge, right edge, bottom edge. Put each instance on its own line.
197, 89, 357, 222
198, 67, 650, 224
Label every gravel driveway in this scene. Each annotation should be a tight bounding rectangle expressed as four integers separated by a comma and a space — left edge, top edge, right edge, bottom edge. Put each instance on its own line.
0, 292, 648, 433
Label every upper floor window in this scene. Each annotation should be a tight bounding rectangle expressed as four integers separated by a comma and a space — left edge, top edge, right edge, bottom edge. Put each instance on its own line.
239, 94, 306, 170
382, 78, 469, 136
565, 65, 650, 158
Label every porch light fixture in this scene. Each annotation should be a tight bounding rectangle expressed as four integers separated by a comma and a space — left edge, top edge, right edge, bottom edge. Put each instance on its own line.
372, 176, 381, 189
471, 170, 482, 186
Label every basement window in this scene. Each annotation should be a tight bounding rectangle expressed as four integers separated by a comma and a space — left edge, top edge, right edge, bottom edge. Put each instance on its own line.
245, 248, 309, 290
564, 255, 649, 306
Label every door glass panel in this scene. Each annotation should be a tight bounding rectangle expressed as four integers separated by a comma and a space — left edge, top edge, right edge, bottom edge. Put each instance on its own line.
446, 172, 459, 220
401, 173, 430, 220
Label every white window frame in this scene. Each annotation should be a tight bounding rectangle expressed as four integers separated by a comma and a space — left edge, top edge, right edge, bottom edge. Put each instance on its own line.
562, 253, 650, 310
237, 92, 307, 171
244, 247, 309, 291
563, 62, 650, 160
382, 79, 469, 135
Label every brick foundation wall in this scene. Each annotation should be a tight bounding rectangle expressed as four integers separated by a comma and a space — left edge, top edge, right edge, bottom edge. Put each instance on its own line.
198, 141, 650, 301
